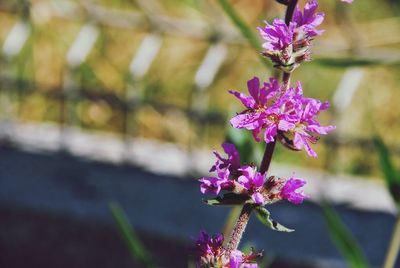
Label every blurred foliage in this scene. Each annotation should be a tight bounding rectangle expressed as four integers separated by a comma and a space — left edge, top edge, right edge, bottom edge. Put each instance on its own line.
109, 202, 156, 268
217, 0, 271, 68
322, 137, 400, 268
322, 204, 370, 268
0, 0, 400, 178
374, 137, 400, 209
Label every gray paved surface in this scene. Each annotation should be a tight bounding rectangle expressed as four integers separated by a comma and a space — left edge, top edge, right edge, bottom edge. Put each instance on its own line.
0, 145, 397, 267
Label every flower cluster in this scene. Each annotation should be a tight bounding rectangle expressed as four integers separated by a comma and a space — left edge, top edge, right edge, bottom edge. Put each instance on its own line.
258, 0, 324, 71
192, 0, 353, 266
200, 142, 307, 205
192, 231, 261, 268
229, 77, 335, 158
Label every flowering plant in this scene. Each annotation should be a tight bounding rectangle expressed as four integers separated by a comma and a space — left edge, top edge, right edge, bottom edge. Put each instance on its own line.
192, 0, 352, 267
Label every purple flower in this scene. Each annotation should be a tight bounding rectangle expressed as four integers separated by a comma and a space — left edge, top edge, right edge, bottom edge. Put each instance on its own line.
293, 0, 325, 37
194, 231, 224, 255
242, 264, 259, 268
199, 168, 231, 195
280, 177, 307, 204
210, 142, 241, 173
192, 231, 224, 266
230, 77, 281, 143
200, 142, 243, 195
191, 231, 261, 267
199, 177, 223, 195
229, 250, 243, 268
292, 100, 335, 158
237, 166, 266, 204
230, 78, 334, 158
283, 82, 335, 158
258, 0, 325, 70
229, 249, 261, 268
258, 19, 295, 52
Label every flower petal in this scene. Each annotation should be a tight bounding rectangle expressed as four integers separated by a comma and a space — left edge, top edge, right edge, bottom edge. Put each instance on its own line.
251, 192, 265, 205
229, 90, 256, 108
247, 77, 260, 103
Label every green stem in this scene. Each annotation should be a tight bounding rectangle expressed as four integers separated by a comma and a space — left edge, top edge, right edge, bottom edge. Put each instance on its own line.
383, 215, 400, 268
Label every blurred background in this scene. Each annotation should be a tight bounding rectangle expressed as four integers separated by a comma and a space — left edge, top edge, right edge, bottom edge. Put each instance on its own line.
0, 0, 399, 267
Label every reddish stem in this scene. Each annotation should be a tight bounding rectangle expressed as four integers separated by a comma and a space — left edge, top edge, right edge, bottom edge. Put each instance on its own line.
285, 0, 298, 25
259, 140, 277, 174
224, 203, 253, 257
224, 0, 299, 257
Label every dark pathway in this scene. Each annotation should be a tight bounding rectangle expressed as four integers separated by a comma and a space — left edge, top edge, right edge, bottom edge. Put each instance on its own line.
0, 145, 396, 267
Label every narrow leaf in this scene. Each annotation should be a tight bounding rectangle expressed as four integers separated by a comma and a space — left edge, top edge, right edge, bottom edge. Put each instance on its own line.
322, 204, 369, 268
204, 193, 249, 206
255, 207, 294, 232
109, 202, 155, 268
217, 0, 271, 69
373, 137, 400, 205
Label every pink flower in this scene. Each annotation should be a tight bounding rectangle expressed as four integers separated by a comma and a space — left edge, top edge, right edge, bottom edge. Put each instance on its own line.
194, 231, 224, 255
199, 176, 224, 195
229, 77, 282, 143
192, 231, 224, 266
198, 143, 270, 205
280, 177, 307, 204
258, 19, 295, 52
199, 168, 232, 195
192, 232, 261, 267
229, 250, 243, 268
229, 249, 261, 268
200, 143, 243, 195
341, 0, 353, 3
293, 0, 325, 37
258, 0, 325, 70
210, 142, 241, 173
284, 82, 336, 158
230, 77, 335, 158
237, 166, 266, 204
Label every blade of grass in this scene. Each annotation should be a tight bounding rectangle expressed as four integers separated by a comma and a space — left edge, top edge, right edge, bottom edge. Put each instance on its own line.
373, 137, 400, 268
373, 137, 397, 185
383, 216, 400, 268
109, 202, 156, 268
322, 204, 369, 268
217, 0, 271, 69
373, 137, 400, 206
222, 206, 242, 240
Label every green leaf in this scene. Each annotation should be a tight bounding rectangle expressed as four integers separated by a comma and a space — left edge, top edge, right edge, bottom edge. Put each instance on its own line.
255, 207, 294, 232
373, 137, 400, 206
322, 204, 369, 268
204, 193, 250, 206
109, 202, 156, 268
217, 0, 271, 69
